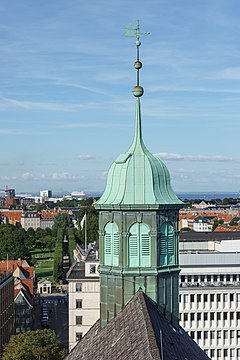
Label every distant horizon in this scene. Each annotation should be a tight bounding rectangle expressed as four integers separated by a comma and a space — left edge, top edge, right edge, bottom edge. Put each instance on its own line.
1, 189, 238, 201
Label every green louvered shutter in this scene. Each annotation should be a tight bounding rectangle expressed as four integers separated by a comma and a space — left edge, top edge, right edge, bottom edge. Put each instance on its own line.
104, 222, 119, 266
140, 224, 151, 267
160, 222, 175, 266
129, 223, 150, 267
105, 229, 112, 266
129, 223, 139, 267
167, 225, 174, 264
113, 230, 119, 266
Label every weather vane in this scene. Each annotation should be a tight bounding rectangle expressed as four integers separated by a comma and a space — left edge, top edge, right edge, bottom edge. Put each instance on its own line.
124, 21, 150, 97
124, 20, 150, 43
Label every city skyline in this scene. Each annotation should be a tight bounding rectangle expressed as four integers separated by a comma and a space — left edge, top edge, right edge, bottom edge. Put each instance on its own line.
1, 1, 240, 193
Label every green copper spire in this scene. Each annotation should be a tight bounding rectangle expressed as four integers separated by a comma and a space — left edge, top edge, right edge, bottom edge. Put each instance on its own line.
95, 22, 182, 209
95, 24, 182, 330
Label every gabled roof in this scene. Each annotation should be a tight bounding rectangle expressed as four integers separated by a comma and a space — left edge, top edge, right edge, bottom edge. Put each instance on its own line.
14, 288, 33, 307
65, 291, 210, 360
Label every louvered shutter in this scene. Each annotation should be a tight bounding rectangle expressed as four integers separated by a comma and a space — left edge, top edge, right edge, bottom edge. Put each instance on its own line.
129, 232, 139, 267
113, 231, 119, 266
140, 224, 150, 267
105, 230, 112, 266
160, 222, 175, 266
104, 222, 119, 266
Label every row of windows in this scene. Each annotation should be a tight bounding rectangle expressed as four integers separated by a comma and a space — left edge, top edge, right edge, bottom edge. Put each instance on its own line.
104, 221, 176, 267
181, 274, 240, 283
181, 311, 240, 322
206, 347, 239, 359
180, 292, 240, 304
190, 329, 240, 340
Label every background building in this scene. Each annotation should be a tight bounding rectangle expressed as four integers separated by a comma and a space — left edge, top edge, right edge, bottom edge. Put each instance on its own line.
0, 271, 15, 354
21, 211, 40, 230
66, 248, 100, 351
179, 252, 240, 360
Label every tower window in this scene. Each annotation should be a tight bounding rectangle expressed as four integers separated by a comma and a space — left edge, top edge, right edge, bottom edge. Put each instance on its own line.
128, 223, 151, 267
159, 222, 175, 266
104, 222, 119, 266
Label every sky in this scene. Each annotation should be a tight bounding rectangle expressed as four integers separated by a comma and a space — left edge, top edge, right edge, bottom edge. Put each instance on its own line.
0, 0, 240, 195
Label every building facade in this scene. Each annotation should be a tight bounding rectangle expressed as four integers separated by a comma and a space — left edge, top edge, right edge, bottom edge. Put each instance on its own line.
0, 271, 15, 354
21, 211, 40, 230
179, 252, 240, 360
66, 250, 100, 351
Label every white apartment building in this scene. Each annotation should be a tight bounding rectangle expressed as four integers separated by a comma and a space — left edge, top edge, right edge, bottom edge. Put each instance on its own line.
21, 211, 40, 230
179, 252, 240, 360
192, 220, 213, 232
66, 250, 100, 351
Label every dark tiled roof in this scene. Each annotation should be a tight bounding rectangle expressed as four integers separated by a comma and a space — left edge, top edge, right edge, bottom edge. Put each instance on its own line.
180, 231, 240, 242
66, 262, 85, 280
66, 261, 99, 280
65, 291, 210, 360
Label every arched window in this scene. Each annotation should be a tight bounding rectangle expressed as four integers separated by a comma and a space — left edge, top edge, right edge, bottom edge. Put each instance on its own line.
159, 222, 175, 266
128, 223, 151, 267
104, 222, 119, 266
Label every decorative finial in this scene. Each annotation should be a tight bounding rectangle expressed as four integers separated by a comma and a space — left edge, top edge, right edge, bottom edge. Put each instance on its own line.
124, 20, 150, 97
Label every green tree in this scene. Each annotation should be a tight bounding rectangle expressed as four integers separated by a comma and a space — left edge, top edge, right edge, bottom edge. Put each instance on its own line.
212, 220, 219, 232
35, 227, 46, 239
0, 224, 30, 260
77, 207, 98, 244
53, 228, 64, 281
229, 221, 238, 226
2, 329, 65, 360
53, 213, 73, 230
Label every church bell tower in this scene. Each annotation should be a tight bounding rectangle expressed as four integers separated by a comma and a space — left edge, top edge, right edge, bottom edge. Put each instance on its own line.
94, 22, 183, 329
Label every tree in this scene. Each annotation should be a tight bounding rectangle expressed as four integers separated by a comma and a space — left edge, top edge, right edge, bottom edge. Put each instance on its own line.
0, 224, 30, 260
229, 221, 238, 226
212, 220, 219, 232
2, 329, 65, 360
53, 213, 73, 230
77, 207, 98, 244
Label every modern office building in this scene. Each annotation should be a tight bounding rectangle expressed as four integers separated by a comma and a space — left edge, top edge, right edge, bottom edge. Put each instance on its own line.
40, 190, 52, 201
179, 252, 240, 360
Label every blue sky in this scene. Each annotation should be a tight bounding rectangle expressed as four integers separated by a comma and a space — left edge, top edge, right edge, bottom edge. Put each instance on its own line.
0, 0, 240, 194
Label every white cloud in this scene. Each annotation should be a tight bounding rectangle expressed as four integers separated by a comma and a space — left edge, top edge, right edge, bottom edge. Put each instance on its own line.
52, 172, 74, 180
20, 172, 33, 181
52, 172, 78, 181
217, 67, 240, 80
155, 152, 234, 162
57, 122, 130, 129
76, 155, 94, 161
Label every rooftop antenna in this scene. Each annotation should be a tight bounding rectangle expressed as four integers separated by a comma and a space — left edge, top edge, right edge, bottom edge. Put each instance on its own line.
124, 20, 150, 95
